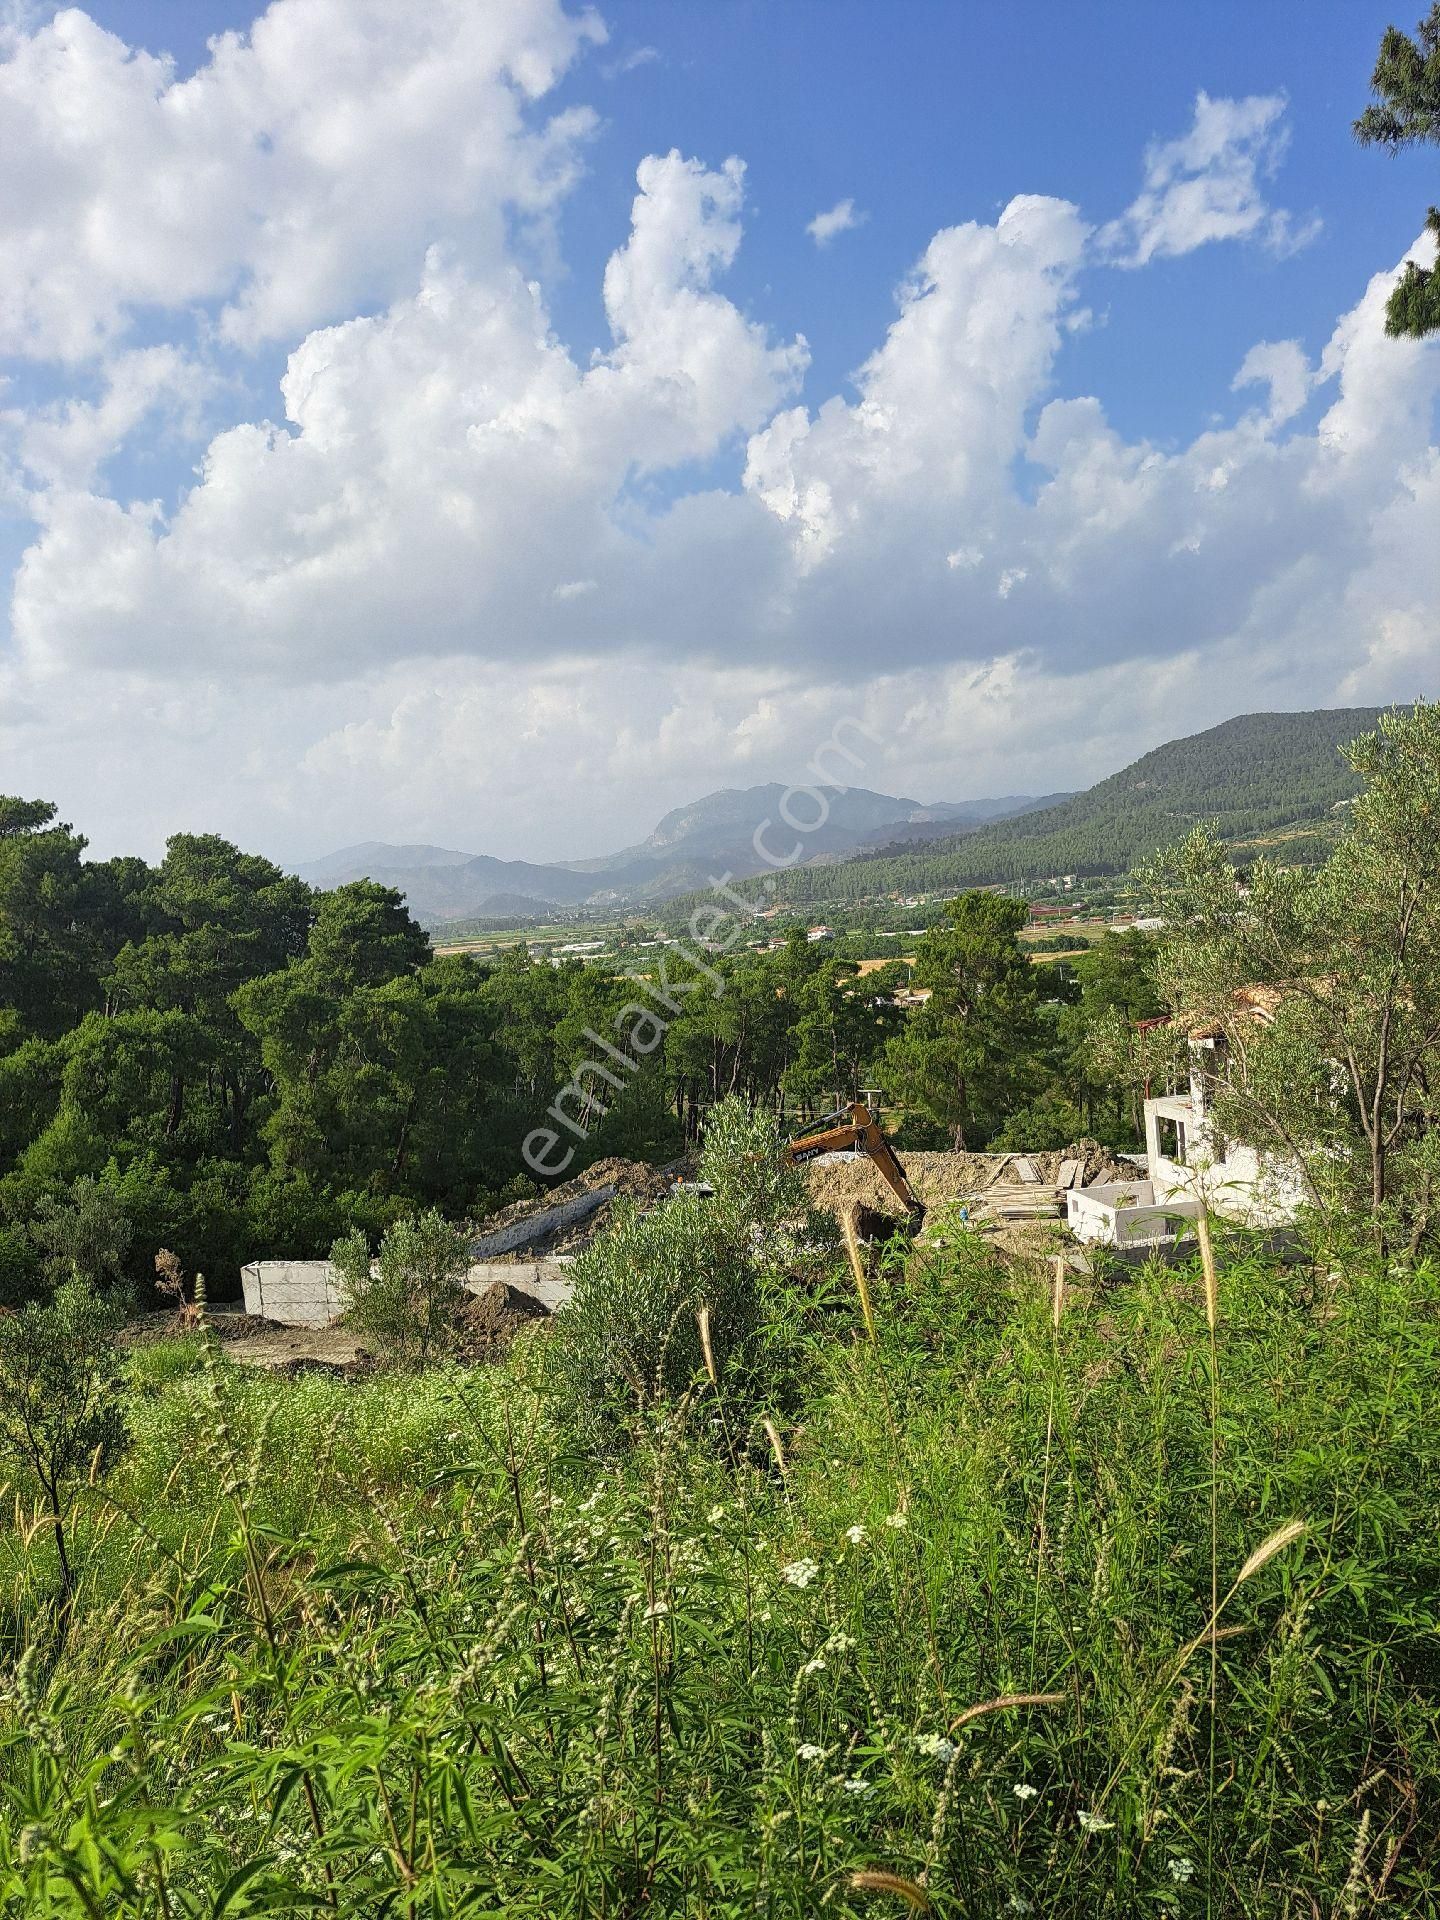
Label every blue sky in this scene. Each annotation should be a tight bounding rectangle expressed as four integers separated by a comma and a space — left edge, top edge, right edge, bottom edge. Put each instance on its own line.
66, 0, 1434, 451
548, 2, 1431, 437
0, 0, 1436, 862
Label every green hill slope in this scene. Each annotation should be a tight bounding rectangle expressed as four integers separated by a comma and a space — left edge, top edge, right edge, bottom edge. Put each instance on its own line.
690, 708, 1395, 911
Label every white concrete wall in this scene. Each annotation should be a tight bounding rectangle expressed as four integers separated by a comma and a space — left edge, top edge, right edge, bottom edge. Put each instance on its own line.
465, 1262, 574, 1311
1144, 1091, 1304, 1229
241, 1260, 344, 1328
240, 1257, 574, 1328
1065, 1182, 1200, 1248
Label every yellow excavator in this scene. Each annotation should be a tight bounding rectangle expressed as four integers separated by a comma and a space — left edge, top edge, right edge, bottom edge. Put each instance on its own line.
783, 1100, 926, 1237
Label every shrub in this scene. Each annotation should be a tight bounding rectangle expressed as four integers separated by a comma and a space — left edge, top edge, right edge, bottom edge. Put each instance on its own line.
330, 1209, 471, 1366
0, 1276, 127, 1627
698, 1094, 812, 1232
548, 1098, 829, 1448
547, 1192, 760, 1447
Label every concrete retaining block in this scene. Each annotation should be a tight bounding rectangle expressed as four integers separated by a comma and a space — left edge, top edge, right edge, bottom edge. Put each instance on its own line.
240, 1257, 575, 1328
240, 1260, 345, 1328
465, 1262, 574, 1311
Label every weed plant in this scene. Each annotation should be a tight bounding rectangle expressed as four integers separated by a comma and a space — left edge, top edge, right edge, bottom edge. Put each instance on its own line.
0, 1225, 1436, 1915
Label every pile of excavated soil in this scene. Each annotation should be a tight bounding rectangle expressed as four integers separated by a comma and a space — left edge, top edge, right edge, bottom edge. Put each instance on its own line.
805, 1141, 1141, 1222
455, 1280, 552, 1361
476, 1156, 680, 1259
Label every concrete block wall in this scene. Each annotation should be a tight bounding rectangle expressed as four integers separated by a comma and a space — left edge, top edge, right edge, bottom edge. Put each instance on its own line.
465, 1261, 575, 1311
240, 1260, 345, 1328
240, 1257, 575, 1328
1065, 1183, 1200, 1248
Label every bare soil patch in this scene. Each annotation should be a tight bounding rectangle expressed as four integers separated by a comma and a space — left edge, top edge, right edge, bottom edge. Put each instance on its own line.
805, 1141, 1139, 1222
126, 1308, 374, 1375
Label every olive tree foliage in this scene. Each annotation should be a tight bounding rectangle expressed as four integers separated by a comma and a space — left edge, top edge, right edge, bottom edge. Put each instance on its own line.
330, 1210, 472, 1367
31, 1174, 133, 1291
0, 1278, 127, 1625
548, 1098, 825, 1450
696, 1093, 814, 1237
1081, 1002, 1187, 1129
1138, 704, 1440, 1249
1355, 3, 1440, 339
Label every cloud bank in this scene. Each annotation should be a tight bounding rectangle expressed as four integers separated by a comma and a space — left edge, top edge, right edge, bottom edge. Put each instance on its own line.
0, 6, 1435, 863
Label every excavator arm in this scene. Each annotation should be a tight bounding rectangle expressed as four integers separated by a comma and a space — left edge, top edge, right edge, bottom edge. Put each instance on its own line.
784, 1101, 926, 1233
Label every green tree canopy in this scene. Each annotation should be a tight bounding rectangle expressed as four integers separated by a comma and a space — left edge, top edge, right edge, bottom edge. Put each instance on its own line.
1356, 4, 1440, 337
882, 891, 1045, 1148
1139, 703, 1440, 1248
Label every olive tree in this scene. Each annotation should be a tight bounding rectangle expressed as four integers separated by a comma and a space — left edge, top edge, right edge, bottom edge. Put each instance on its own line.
1139, 704, 1440, 1249
330, 1209, 471, 1367
0, 1278, 128, 1631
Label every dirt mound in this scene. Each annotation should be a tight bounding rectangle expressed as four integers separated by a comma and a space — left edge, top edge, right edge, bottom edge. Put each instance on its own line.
123, 1308, 287, 1346
474, 1156, 679, 1258
805, 1141, 1143, 1221
456, 1280, 552, 1360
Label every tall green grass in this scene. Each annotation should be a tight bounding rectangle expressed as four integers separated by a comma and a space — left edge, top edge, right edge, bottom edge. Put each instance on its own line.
0, 1231, 1437, 1915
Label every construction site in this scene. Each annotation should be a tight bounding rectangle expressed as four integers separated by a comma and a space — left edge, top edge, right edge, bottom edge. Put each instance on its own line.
214, 1127, 1146, 1372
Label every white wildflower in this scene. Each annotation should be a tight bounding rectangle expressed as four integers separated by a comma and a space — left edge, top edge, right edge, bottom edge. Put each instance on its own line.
830, 1633, 857, 1652
1006, 1900, 1033, 1916
707, 1504, 726, 1524
883, 1511, 908, 1530
1012, 1782, 1038, 1802
1077, 1809, 1113, 1834
913, 1733, 958, 1763
844, 1524, 867, 1545
1168, 1856, 1195, 1883
643, 1600, 669, 1619
799, 1655, 827, 1677
782, 1557, 820, 1589
796, 1742, 826, 1762
843, 1776, 873, 1795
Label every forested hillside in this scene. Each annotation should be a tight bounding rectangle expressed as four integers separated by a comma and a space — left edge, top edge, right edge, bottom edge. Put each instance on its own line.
737, 708, 1390, 906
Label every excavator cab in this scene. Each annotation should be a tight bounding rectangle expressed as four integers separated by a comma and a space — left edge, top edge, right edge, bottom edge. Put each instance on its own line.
783, 1101, 926, 1238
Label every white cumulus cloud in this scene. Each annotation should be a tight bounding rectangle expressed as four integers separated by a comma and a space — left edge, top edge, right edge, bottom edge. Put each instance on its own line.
1100, 91, 1320, 266
0, 0, 603, 361
0, 18, 1436, 865
807, 197, 866, 247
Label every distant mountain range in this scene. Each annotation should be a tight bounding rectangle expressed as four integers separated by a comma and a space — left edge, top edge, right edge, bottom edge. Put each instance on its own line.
299, 706, 1404, 925
723, 707, 1396, 910
296, 785, 1063, 922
